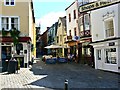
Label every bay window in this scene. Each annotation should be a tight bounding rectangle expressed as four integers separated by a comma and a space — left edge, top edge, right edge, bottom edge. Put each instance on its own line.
79, 16, 83, 32
84, 14, 90, 31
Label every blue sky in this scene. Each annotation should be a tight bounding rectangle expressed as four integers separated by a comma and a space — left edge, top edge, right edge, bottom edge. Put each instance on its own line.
33, 0, 75, 34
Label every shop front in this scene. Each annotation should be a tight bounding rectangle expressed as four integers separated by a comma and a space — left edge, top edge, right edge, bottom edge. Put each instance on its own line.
0, 37, 32, 72
92, 39, 120, 72
65, 40, 78, 62
79, 38, 94, 67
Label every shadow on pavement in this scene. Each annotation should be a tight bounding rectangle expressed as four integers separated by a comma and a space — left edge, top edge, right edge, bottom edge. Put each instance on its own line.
28, 60, 119, 90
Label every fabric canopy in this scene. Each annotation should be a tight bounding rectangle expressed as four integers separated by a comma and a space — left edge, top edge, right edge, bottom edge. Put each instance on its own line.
44, 45, 68, 49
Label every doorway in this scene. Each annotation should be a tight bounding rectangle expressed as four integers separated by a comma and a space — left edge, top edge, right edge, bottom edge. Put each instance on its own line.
2, 46, 12, 72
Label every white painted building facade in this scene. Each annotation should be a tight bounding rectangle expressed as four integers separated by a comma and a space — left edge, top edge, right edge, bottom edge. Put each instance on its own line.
91, 3, 120, 72
65, 0, 79, 39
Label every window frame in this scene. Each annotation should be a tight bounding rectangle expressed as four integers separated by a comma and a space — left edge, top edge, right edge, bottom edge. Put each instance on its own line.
73, 10, 76, 19
84, 14, 90, 31
74, 27, 76, 36
4, 0, 15, 6
104, 48, 117, 64
69, 13, 71, 22
104, 17, 115, 39
1, 16, 20, 31
96, 49, 101, 60
79, 16, 84, 32
69, 30, 71, 36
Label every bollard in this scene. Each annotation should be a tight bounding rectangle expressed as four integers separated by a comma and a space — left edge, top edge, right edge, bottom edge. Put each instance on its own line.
64, 79, 68, 90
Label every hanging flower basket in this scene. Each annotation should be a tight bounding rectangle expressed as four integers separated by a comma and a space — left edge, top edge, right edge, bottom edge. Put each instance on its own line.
10, 28, 20, 45
2, 29, 9, 36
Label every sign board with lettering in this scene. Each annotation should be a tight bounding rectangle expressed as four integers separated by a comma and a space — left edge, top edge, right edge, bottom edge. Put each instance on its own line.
79, 0, 120, 13
109, 42, 115, 46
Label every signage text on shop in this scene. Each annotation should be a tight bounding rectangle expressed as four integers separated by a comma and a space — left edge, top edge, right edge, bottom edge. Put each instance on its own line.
79, 0, 120, 12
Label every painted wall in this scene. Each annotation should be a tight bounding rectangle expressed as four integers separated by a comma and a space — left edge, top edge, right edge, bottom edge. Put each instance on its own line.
28, 2, 36, 57
57, 17, 67, 45
118, 40, 120, 68
66, 0, 79, 37
91, 3, 120, 72
47, 22, 58, 45
91, 4, 119, 42
56, 17, 67, 56
1, 0, 30, 36
0, 43, 1, 72
118, 3, 120, 38
93, 41, 118, 72
0, 0, 36, 66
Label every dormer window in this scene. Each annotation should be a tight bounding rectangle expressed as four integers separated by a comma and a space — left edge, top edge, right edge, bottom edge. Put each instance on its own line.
5, 0, 15, 6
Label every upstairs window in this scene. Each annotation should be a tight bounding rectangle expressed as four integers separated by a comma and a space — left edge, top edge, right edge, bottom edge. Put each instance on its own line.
1, 17, 19, 31
57, 36, 59, 43
69, 13, 71, 22
69, 30, 71, 36
104, 18, 114, 38
84, 14, 90, 31
5, 0, 15, 6
73, 10, 76, 19
79, 16, 83, 32
74, 27, 76, 36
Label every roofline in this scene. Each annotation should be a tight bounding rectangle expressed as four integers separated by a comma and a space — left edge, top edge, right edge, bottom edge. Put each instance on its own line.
65, 1, 75, 11
31, 0, 35, 23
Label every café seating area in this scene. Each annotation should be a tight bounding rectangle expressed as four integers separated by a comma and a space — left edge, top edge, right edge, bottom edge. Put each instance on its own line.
42, 55, 68, 64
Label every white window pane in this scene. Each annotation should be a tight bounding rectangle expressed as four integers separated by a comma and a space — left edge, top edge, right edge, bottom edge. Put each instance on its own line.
80, 25, 83, 31
6, 0, 9, 5
10, 0, 14, 5
11, 0, 14, 2
14, 18, 18, 23
85, 24, 90, 30
97, 50, 101, 60
2, 17, 9, 24
2, 24, 9, 30
84, 14, 90, 30
14, 24, 18, 29
11, 18, 14, 23
11, 18, 18, 24
105, 48, 116, 64
2, 17, 9, 30
105, 19, 114, 37
84, 14, 89, 24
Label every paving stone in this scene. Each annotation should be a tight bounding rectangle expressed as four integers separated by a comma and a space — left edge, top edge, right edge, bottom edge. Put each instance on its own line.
0, 67, 47, 89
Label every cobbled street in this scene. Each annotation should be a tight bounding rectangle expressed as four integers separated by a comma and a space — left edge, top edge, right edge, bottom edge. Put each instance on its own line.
0, 59, 119, 90
30, 60, 119, 90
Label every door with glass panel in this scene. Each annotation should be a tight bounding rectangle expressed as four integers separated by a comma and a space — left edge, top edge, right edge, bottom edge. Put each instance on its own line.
96, 49, 103, 69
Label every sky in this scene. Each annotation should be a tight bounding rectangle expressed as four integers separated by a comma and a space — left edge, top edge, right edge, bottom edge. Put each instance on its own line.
33, 0, 75, 34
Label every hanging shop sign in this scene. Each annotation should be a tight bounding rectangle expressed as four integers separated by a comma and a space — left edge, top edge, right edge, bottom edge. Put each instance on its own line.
79, 0, 120, 13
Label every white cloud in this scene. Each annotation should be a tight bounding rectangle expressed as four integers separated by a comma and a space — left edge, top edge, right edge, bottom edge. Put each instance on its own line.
36, 11, 66, 34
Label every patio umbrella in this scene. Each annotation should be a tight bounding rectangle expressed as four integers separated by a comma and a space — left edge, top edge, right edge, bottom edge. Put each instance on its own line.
44, 45, 63, 49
